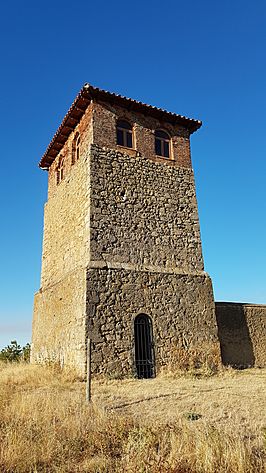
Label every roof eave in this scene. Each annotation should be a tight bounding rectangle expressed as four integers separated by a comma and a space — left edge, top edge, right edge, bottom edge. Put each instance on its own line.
39, 84, 202, 169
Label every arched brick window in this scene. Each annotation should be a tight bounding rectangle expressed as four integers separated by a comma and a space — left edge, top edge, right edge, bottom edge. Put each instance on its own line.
116, 119, 133, 148
56, 157, 64, 185
72, 132, 80, 165
155, 129, 170, 158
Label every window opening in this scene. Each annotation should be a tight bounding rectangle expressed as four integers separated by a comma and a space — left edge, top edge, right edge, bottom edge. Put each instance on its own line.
116, 119, 133, 148
76, 134, 80, 160
155, 129, 170, 158
134, 314, 155, 379
72, 132, 80, 164
56, 157, 64, 185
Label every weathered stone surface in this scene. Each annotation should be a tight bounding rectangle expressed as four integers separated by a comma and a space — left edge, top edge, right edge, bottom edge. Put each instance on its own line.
31, 122, 91, 375
41, 155, 90, 289
31, 95, 219, 376
216, 302, 266, 368
86, 267, 217, 376
89, 145, 204, 274
32, 267, 87, 374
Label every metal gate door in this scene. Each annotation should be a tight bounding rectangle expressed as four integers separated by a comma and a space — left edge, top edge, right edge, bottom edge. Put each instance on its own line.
134, 314, 155, 379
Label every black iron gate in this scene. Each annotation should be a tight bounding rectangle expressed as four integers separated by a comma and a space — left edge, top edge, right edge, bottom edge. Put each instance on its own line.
134, 314, 155, 379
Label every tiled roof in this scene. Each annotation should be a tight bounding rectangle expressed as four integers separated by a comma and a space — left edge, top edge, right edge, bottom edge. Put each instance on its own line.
39, 83, 202, 168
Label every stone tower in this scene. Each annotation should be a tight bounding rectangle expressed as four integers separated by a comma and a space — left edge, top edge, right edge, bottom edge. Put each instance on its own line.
32, 84, 218, 377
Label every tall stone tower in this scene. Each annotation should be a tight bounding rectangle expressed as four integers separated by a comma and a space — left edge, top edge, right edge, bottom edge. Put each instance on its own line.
32, 84, 218, 377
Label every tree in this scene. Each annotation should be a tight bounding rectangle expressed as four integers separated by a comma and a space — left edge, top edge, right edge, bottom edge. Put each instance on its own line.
22, 343, 31, 362
0, 341, 31, 362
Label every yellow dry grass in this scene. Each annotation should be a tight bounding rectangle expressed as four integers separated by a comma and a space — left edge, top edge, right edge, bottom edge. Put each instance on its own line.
0, 361, 265, 472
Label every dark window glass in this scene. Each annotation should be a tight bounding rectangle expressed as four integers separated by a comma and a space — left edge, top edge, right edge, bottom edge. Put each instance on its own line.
155, 130, 170, 158
126, 131, 133, 148
57, 158, 64, 184
117, 128, 124, 146
155, 138, 161, 156
76, 135, 80, 160
72, 132, 80, 164
163, 140, 170, 158
116, 120, 133, 148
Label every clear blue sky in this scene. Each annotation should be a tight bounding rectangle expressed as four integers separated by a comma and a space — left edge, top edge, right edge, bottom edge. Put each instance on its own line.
0, 0, 265, 349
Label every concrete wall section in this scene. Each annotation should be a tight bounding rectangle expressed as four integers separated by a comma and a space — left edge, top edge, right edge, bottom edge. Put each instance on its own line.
86, 267, 217, 376
216, 302, 266, 368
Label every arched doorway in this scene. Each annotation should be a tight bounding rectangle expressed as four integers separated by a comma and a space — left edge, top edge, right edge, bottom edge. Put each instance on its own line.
134, 314, 155, 379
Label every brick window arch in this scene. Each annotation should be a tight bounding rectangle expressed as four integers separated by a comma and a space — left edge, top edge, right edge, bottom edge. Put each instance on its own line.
56, 157, 64, 185
72, 132, 80, 165
116, 119, 133, 148
155, 129, 171, 158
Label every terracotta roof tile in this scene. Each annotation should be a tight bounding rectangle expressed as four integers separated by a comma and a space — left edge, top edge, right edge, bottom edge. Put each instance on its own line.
39, 83, 202, 168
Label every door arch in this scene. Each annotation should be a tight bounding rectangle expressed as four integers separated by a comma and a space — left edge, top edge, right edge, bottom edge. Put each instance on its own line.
134, 314, 155, 379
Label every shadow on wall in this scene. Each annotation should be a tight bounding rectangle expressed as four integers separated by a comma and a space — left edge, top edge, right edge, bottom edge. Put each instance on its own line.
215, 303, 255, 368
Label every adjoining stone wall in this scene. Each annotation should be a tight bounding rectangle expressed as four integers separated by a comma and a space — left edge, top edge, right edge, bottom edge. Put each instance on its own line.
216, 302, 266, 368
89, 145, 204, 274
86, 267, 217, 376
32, 267, 87, 375
92, 102, 192, 168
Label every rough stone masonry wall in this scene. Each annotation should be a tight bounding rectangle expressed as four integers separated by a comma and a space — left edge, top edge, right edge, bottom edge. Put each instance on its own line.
89, 145, 204, 273
86, 268, 217, 375
31, 124, 92, 374
216, 302, 266, 368
87, 146, 217, 375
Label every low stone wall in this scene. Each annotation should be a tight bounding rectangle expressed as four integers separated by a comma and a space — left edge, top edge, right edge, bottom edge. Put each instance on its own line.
86, 266, 218, 376
215, 302, 266, 368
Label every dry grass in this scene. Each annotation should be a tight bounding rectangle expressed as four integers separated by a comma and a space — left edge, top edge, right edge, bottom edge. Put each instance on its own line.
165, 341, 222, 376
0, 361, 265, 472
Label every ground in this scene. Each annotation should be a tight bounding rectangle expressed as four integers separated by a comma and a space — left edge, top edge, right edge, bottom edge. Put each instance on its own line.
96, 368, 266, 432
0, 362, 265, 472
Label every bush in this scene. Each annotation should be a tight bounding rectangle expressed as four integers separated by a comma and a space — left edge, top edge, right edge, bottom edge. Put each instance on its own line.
0, 340, 31, 363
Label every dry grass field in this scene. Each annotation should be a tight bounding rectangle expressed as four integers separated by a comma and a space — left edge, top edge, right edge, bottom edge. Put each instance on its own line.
0, 361, 265, 472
